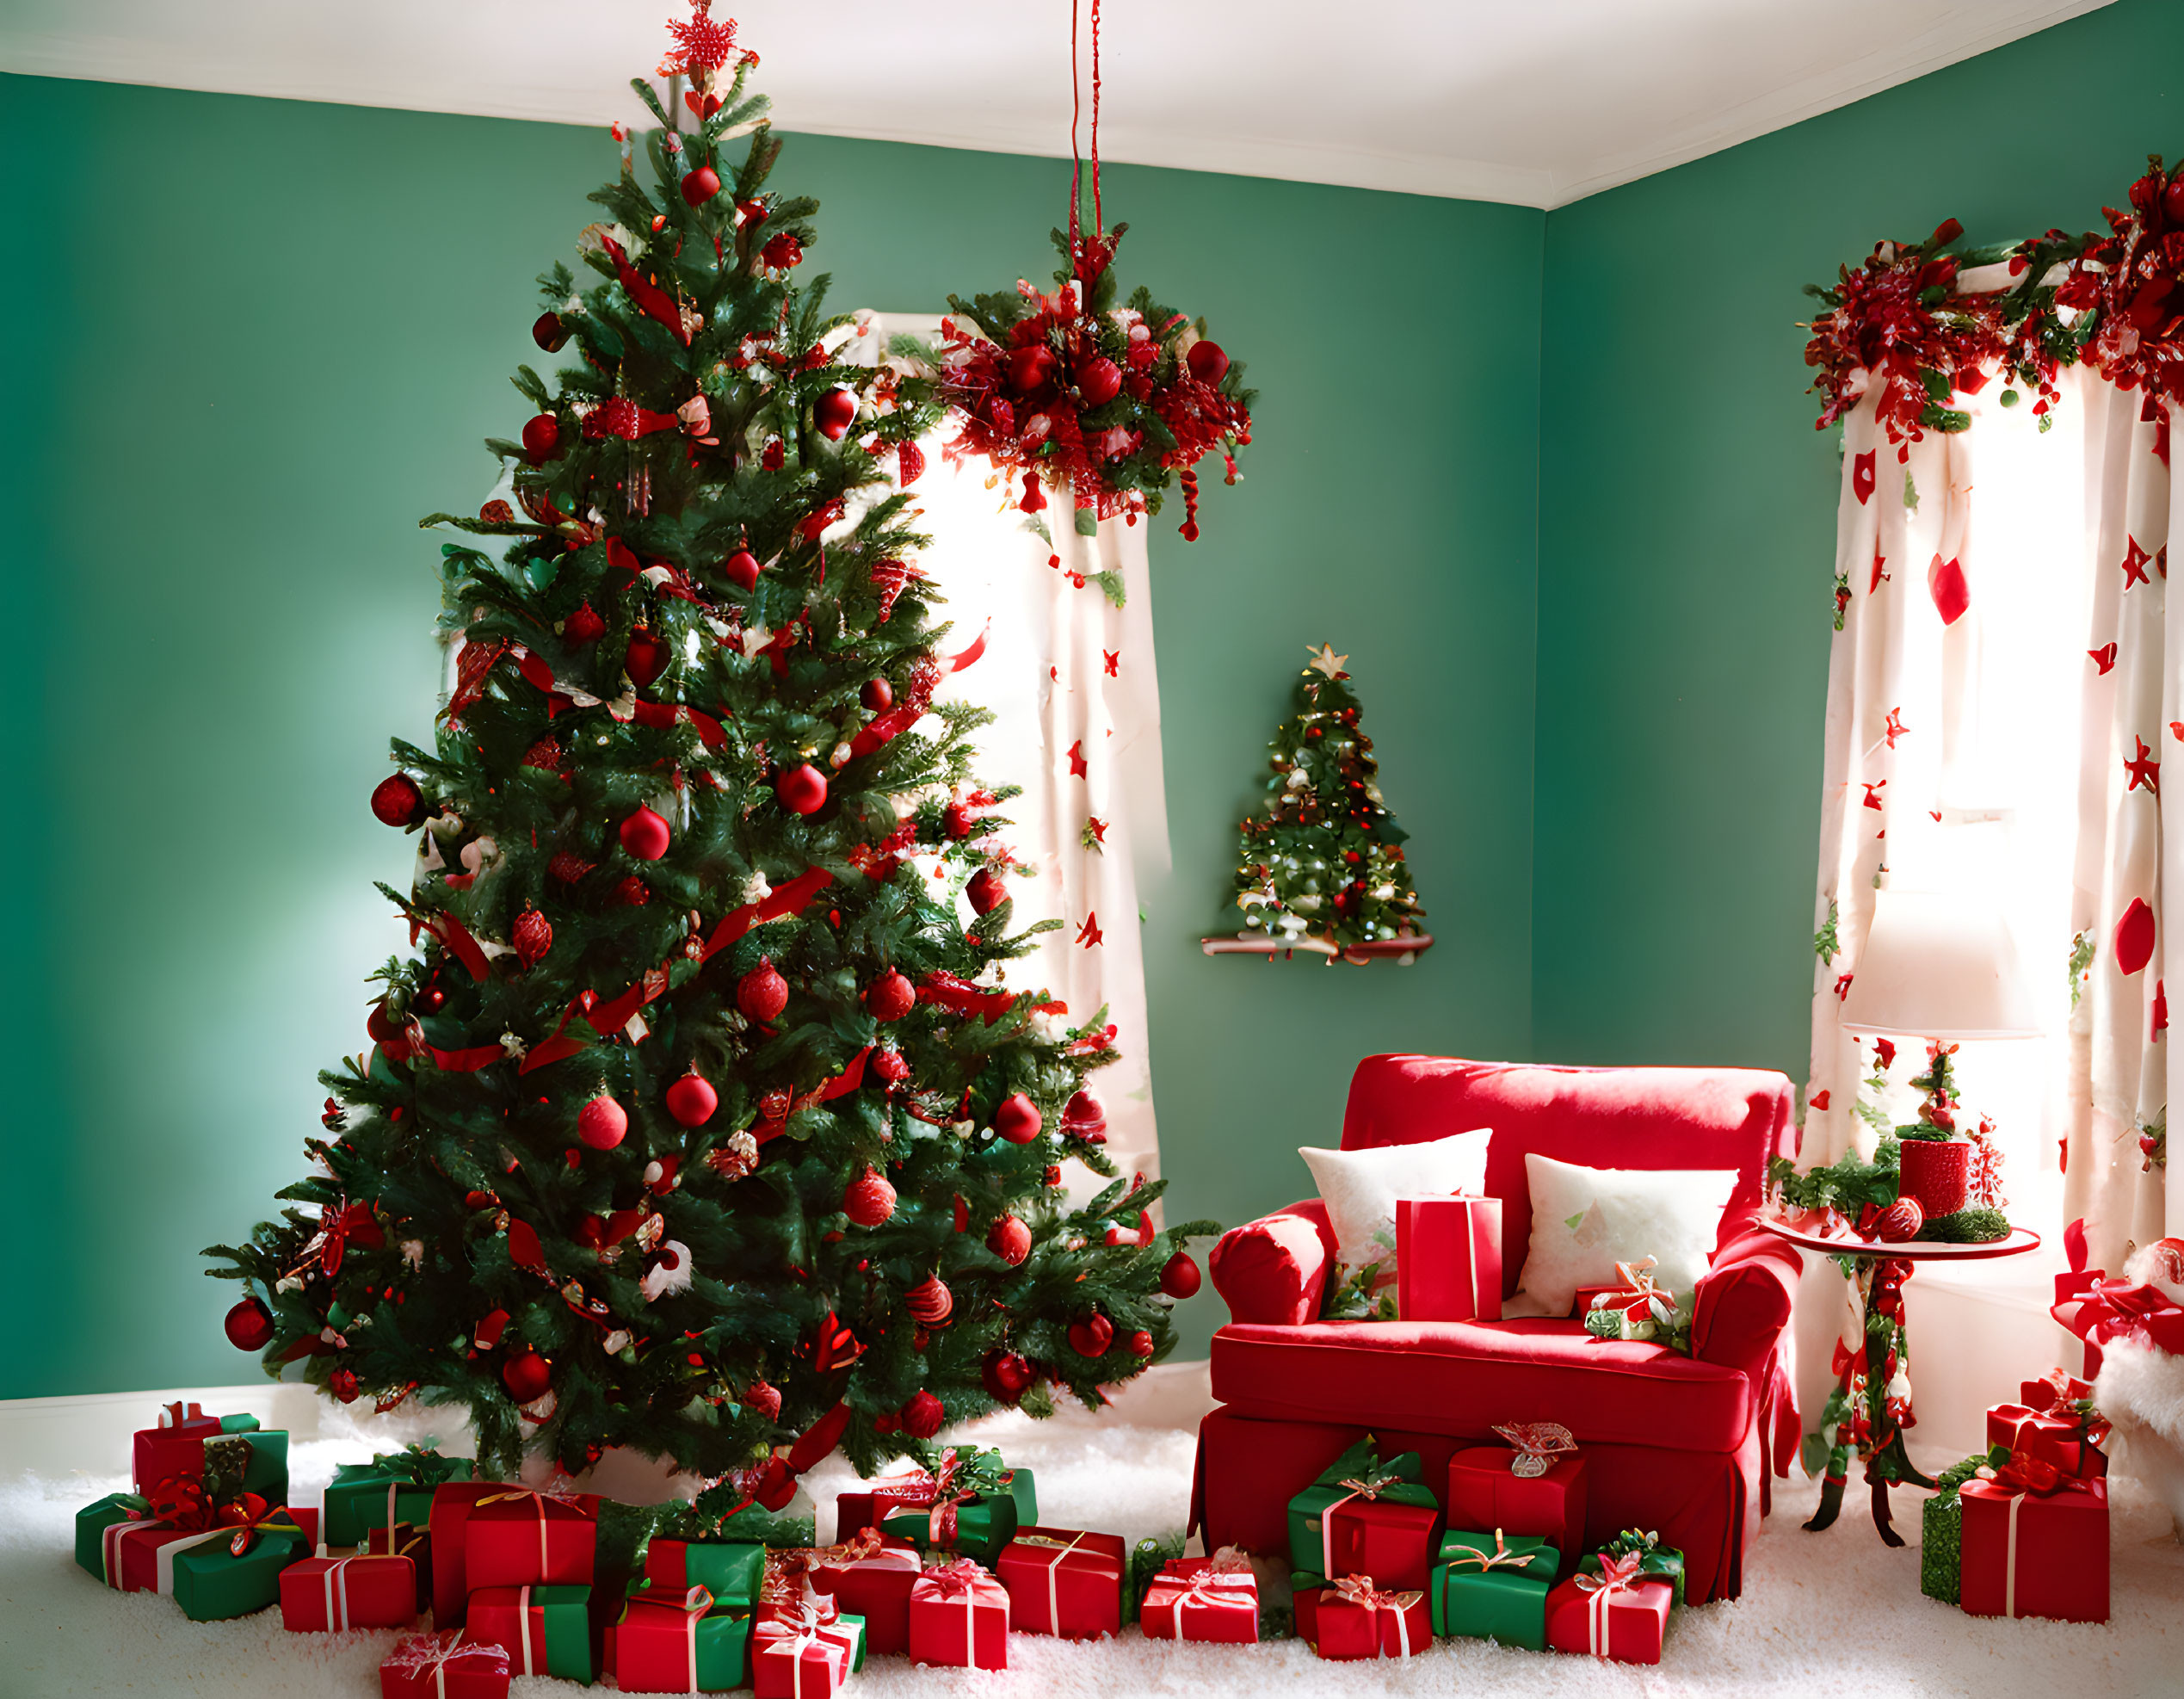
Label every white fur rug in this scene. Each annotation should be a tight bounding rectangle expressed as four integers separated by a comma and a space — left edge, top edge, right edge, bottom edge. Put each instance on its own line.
3, 1397, 2179, 1699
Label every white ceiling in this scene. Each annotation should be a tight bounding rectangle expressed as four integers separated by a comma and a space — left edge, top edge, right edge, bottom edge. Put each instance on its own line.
0, 1, 2114, 208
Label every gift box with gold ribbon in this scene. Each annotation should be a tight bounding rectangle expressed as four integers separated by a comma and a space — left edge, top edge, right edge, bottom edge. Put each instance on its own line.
1430, 1527, 1558, 1649
1285, 1436, 1441, 1591
994, 1526, 1126, 1640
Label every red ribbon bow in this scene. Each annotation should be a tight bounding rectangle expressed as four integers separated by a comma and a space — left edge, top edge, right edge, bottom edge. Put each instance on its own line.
216, 1493, 295, 1556
148, 1475, 213, 1533
922, 1557, 988, 1598
2055, 1276, 2184, 1355
1576, 1550, 1645, 1596
1979, 1449, 2095, 1498
1331, 1574, 1422, 1612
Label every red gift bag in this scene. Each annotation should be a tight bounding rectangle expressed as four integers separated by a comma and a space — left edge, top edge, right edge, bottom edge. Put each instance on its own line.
994, 1527, 1126, 1639
808, 1534, 921, 1654
1141, 1555, 1259, 1643
907, 1559, 1009, 1669
1447, 1443, 1586, 1565
1543, 1558, 1672, 1664
279, 1554, 417, 1631
1959, 1464, 2109, 1622
1395, 1196, 1502, 1321
1311, 1576, 1430, 1660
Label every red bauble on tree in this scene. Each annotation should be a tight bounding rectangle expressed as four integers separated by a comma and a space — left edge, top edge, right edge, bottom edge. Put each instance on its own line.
225, 1297, 275, 1351
1186, 339, 1229, 384
329, 1368, 361, 1404
1067, 1312, 1114, 1358
775, 763, 829, 815
624, 627, 668, 689
843, 1165, 897, 1227
681, 164, 722, 206
743, 1379, 782, 1422
966, 867, 1006, 915
577, 1094, 628, 1151
502, 1349, 552, 1403
371, 774, 423, 828
813, 388, 859, 441
986, 1214, 1031, 1266
664, 1071, 719, 1128
723, 548, 762, 590
866, 968, 916, 1022
532, 310, 571, 353
1076, 355, 1122, 406
1159, 1251, 1202, 1299
737, 956, 789, 1023
983, 1350, 1034, 1403
620, 806, 672, 861
512, 907, 552, 969
1126, 1329, 1156, 1359
861, 677, 893, 714
906, 1274, 953, 1327
1062, 1089, 1107, 1144
899, 1390, 945, 1439
521, 413, 562, 465
993, 1092, 1042, 1145
565, 602, 606, 643
872, 1045, 910, 1085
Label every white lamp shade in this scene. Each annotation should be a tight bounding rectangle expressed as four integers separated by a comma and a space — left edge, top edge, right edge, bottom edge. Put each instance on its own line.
1839, 887, 2041, 1041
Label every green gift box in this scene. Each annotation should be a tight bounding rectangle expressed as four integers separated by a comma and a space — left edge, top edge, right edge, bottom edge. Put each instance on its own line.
75, 1494, 145, 1583
324, 1447, 475, 1548
1920, 1446, 2010, 1605
169, 1521, 312, 1621
471, 1583, 594, 1683
639, 1538, 767, 1605
1581, 1529, 1686, 1609
1286, 1436, 1441, 1591
878, 1447, 1029, 1564
1431, 1528, 1558, 1649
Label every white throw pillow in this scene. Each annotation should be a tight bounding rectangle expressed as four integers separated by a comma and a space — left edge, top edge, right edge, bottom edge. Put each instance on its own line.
1516, 1154, 1740, 1318
1300, 1130, 1494, 1302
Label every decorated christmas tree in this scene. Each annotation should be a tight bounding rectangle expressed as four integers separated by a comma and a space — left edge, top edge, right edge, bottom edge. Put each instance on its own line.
207, 3, 1212, 1500
1229, 646, 1425, 953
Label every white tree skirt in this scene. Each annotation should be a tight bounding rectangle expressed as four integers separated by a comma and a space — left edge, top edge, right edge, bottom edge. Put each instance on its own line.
3, 1396, 2179, 1698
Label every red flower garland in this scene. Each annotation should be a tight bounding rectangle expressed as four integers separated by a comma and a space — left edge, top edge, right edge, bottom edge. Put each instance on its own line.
2063, 155, 2184, 407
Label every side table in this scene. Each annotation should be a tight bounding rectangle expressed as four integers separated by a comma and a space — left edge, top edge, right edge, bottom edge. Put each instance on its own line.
1757, 1218, 2040, 1545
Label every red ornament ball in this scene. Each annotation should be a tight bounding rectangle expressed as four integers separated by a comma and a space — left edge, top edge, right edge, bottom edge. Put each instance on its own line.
723, 548, 762, 591
987, 1213, 1032, 1267
1126, 1329, 1156, 1359
511, 907, 552, 969
2166, 178, 2184, 226
371, 774, 423, 828
983, 1350, 1034, 1403
900, 1390, 945, 1440
1066, 1312, 1114, 1358
1159, 1251, 1202, 1300
861, 677, 894, 714
775, 763, 829, 816
565, 602, 606, 644
416, 983, 446, 1014
814, 387, 860, 442
843, 1165, 897, 1227
966, 867, 1006, 915
681, 164, 722, 206
737, 955, 789, 1024
1062, 1089, 1107, 1144
614, 874, 651, 906
993, 1092, 1042, 1145
1186, 340, 1229, 384
906, 1274, 954, 1327
502, 1349, 552, 1403
532, 311, 571, 353
624, 627, 668, 689
577, 1093, 628, 1151
620, 806, 672, 861
521, 413, 562, 465
225, 1297, 275, 1352
328, 1368, 361, 1404
744, 1379, 782, 1422
943, 800, 980, 840
867, 968, 916, 1022
1076, 355, 1123, 407
664, 1071, 719, 1128
1877, 1196, 1925, 1243
872, 1045, 910, 1086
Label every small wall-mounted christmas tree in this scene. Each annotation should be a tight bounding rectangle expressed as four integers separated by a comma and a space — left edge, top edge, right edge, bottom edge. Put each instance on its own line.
1214, 646, 1429, 962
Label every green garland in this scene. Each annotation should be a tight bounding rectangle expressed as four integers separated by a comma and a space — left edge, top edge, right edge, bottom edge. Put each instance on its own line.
1767, 1138, 1900, 1215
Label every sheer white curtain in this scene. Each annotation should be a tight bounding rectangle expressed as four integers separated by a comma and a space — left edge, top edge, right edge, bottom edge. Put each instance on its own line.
849, 312, 1169, 1200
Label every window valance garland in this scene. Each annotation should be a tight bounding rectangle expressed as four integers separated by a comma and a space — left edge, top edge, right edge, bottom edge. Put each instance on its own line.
1803, 155, 2184, 449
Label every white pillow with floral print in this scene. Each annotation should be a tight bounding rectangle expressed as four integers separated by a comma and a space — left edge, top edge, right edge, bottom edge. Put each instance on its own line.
1301, 1130, 1494, 1314
1515, 1154, 1739, 1318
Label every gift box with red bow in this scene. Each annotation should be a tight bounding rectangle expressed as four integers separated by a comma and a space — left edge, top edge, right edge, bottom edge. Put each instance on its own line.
2051, 1268, 2184, 1381
608, 1586, 753, 1693
1395, 1196, 1502, 1322
906, 1559, 1010, 1669
168, 1502, 314, 1622
806, 1532, 922, 1654
1983, 1406, 2108, 1479
1958, 1453, 2110, 1622
75, 1490, 303, 1608
324, 1446, 474, 1548
854, 1448, 1033, 1564
1543, 1553, 1673, 1664
1310, 1575, 1431, 1660
752, 1602, 866, 1698
1447, 1430, 1587, 1566
131, 1402, 289, 1509
1140, 1554, 1259, 1643
462, 1486, 600, 1591
467, 1583, 595, 1682
379, 1630, 509, 1699
1581, 1258, 1690, 1349
1430, 1527, 1559, 1649
367, 1522, 432, 1611
1286, 1436, 1441, 1591
995, 1526, 1127, 1639
279, 1554, 418, 1632
428, 1480, 512, 1628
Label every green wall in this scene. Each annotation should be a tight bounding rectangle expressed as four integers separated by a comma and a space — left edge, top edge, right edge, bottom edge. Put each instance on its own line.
1532, 0, 2184, 1077
0, 72, 1542, 1396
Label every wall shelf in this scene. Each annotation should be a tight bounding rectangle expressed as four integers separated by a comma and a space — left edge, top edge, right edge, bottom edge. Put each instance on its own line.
1200, 931, 1433, 966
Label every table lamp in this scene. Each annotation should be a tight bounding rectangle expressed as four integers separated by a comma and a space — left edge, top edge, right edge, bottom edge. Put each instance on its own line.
1838, 887, 2040, 1218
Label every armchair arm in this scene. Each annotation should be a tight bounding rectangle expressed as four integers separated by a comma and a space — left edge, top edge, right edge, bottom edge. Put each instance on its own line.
1692, 1231, 1803, 1490
1210, 1200, 1337, 1325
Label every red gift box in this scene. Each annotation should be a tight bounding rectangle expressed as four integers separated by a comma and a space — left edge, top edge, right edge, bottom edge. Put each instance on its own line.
907, 1558, 1009, 1669
132, 1407, 261, 1497
461, 1486, 599, 1591
96, 1518, 238, 1595
280, 1554, 417, 1631
1311, 1576, 1430, 1660
1959, 1467, 2110, 1622
994, 1526, 1126, 1639
428, 1480, 509, 1628
1447, 1445, 1586, 1565
832, 1460, 942, 1545
1141, 1556, 1260, 1643
1396, 1196, 1502, 1321
367, 1523, 431, 1610
379, 1630, 509, 1699
1983, 1406, 2107, 1478
753, 1605, 863, 1699
807, 1535, 922, 1653
2021, 1369, 2095, 1412
287, 1506, 320, 1550
1544, 1559, 1672, 1664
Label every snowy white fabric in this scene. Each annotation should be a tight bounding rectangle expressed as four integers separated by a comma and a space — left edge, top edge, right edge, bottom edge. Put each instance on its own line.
1806, 364, 2176, 1265
1299, 1128, 1493, 1288
1513, 1155, 1739, 1316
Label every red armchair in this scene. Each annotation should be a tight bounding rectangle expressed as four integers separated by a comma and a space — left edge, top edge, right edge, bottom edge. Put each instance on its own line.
1192, 1055, 1802, 1603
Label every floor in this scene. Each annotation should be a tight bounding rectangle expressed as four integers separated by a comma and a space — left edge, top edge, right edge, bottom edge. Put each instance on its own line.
2, 1372, 2178, 1698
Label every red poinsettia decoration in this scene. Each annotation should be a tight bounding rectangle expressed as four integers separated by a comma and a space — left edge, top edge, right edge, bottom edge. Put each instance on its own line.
2061, 155, 2184, 407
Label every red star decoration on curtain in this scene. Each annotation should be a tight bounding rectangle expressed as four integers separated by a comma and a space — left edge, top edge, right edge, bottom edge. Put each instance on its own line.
2126, 736, 2162, 795
1862, 781, 1887, 810
1884, 707, 1909, 747
1102, 650, 1120, 677
1870, 545, 1889, 594
1066, 740, 1087, 778
1084, 817, 1107, 843
1075, 912, 1103, 948
2122, 538, 2152, 588
2090, 643, 2119, 675
1809, 1090, 1830, 1111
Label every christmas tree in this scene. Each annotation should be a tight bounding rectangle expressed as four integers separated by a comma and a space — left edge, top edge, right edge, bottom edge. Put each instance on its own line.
1229, 646, 1425, 952
207, 3, 1213, 1499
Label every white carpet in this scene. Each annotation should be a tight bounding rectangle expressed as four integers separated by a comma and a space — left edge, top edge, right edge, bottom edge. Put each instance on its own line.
3, 1396, 2180, 1699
